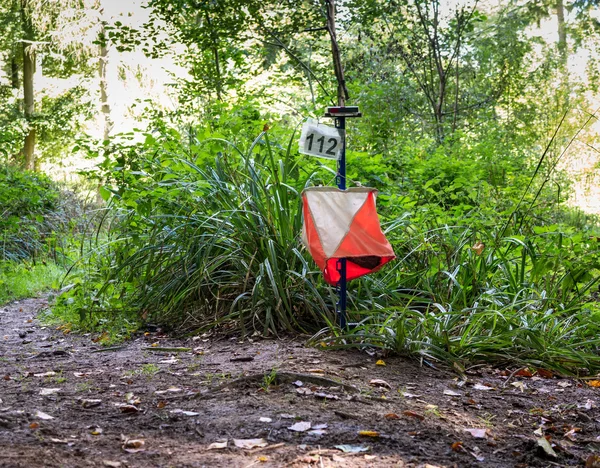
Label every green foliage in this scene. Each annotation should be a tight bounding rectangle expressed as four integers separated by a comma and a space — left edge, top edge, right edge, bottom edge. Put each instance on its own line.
0, 165, 62, 260
55, 125, 336, 335
314, 223, 600, 374
0, 260, 65, 304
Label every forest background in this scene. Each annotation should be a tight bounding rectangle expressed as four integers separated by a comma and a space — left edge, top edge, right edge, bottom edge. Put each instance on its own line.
2, 0, 600, 375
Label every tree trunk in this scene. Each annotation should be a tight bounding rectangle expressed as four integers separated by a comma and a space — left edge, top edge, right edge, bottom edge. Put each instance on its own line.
10, 53, 19, 89
326, 0, 349, 107
98, 24, 112, 141
21, 0, 36, 170
556, 0, 567, 65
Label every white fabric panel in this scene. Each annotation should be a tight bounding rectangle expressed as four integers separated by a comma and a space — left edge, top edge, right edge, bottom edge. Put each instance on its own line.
305, 190, 368, 257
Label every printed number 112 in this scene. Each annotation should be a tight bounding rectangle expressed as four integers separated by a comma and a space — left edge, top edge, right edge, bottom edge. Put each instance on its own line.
306, 133, 338, 156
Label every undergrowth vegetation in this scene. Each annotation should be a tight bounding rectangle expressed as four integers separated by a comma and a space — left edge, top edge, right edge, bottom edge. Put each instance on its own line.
4, 0, 600, 375
48, 109, 600, 374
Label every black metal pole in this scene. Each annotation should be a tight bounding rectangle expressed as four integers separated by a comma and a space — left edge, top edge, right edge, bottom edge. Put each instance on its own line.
336, 115, 347, 329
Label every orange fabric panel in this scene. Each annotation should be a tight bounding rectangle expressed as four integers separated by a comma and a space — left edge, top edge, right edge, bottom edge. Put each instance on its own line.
333, 192, 395, 259
302, 189, 395, 286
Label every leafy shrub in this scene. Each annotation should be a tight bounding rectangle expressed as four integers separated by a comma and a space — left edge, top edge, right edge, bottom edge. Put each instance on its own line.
55, 127, 337, 335
0, 165, 62, 260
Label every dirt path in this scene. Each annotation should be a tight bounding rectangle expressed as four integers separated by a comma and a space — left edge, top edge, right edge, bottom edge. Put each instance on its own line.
0, 298, 599, 467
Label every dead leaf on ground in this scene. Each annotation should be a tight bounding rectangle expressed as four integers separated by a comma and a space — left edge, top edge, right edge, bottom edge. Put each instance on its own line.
29, 422, 39, 429
292, 380, 303, 387
358, 430, 380, 437
586, 454, 600, 468
403, 410, 425, 421
49, 438, 70, 444
39, 388, 61, 396
259, 417, 272, 423
33, 371, 56, 377
296, 388, 313, 396
536, 368, 554, 378
564, 427, 581, 441
89, 425, 103, 435
207, 440, 228, 450
102, 461, 122, 468
170, 409, 200, 416
335, 445, 370, 453
401, 392, 421, 398
288, 421, 311, 432
464, 428, 487, 439
443, 389, 461, 397
586, 380, 600, 388
473, 383, 494, 391
122, 438, 145, 453
80, 399, 102, 408
314, 392, 339, 400
117, 404, 140, 414
511, 381, 527, 392
233, 438, 268, 449
514, 368, 533, 378
451, 441, 464, 452
34, 410, 54, 420
369, 378, 392, 389
384, 413, 400, 420
537, 437, 557, 458
375, 360, 386, 366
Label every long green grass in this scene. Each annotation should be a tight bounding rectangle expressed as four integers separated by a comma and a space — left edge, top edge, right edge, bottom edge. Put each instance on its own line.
54, 125, 600, 373
0, 260, 65, 304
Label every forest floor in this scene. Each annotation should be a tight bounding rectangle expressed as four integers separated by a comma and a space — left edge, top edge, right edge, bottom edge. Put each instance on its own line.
1, 298, 599, 468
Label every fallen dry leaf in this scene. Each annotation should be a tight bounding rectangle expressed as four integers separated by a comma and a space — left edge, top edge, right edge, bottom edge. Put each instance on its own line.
314, 392, 339, 400
451, 441, 464, 452
403, 410, 425, 421
537, 437, 557, 458
259, 417, 272, 423
586, 454, 600, 468
375, 360, 386, 366
564, 427, 581, 441
29, 422, 39, 429
170, 409, 200, 416
34, 410, 54, 420
208, 440, 228, 450
288, 421, 311, 432
156, 401, 167, 409
102, 461, 122, 468
89, 426, 103, 435
122, 438, 145, 453
34, 371, 56, 377
586, 380, 600, 388
369, 378, 392, 389
335, 444, 370, 453
443, 389, 461, 397
536, 368, 554, 378
233, 438, 268, 449
514, 368, 533, 377
39, 388, 61, 396
464, 428, 487, 439
384, 413, 400, 420
473, 383, 493, 391
117, 404, 140, 414
358, 430, 380, 437
80, 399, 102, 408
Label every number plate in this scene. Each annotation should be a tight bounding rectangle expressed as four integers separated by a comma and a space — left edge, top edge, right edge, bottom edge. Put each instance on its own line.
298, 119, 343, 160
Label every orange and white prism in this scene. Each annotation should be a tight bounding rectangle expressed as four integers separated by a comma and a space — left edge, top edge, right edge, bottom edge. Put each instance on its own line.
301, 187, 395, 285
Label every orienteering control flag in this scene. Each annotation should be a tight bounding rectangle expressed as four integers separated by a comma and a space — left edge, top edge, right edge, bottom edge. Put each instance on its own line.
301, 187, 395, 285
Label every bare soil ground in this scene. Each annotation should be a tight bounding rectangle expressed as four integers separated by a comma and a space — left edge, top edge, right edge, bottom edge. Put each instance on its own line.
1, 298, 600, 468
